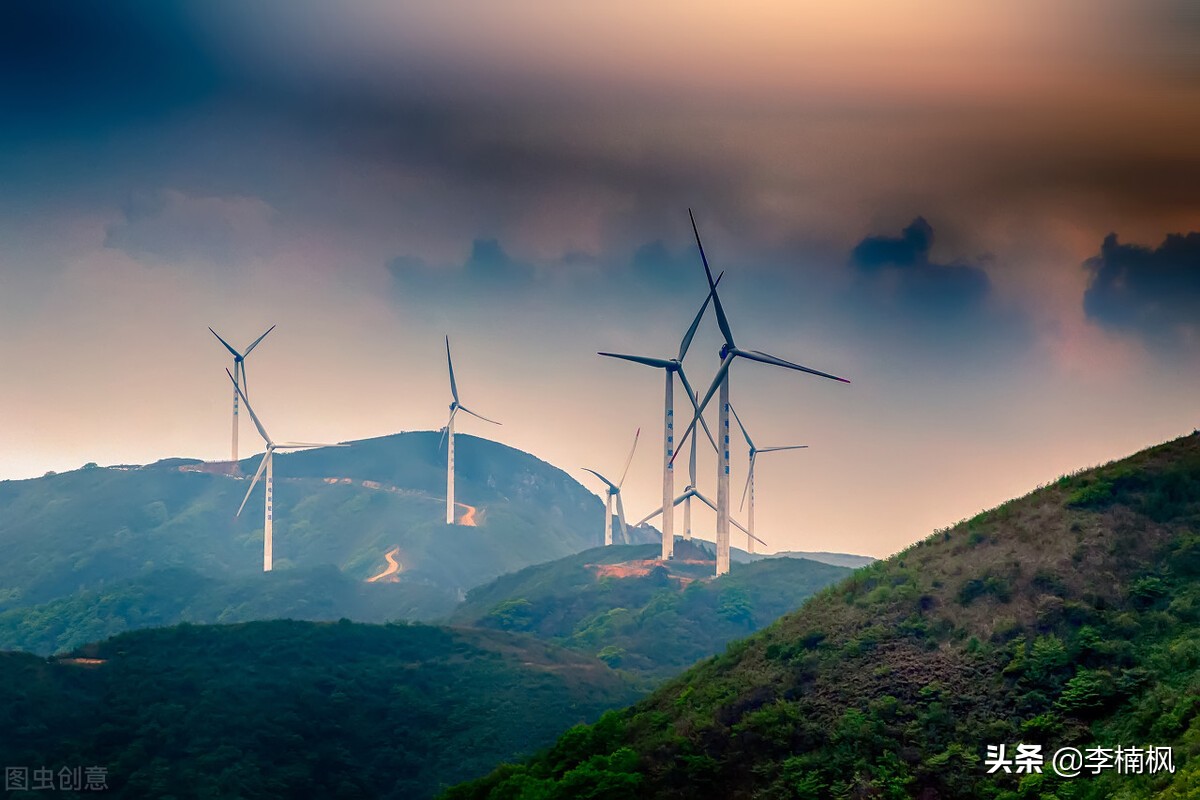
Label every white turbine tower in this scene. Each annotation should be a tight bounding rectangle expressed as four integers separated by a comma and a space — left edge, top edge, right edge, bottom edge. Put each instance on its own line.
675, 210, 849, 576
228, 369, 343, 572
210, 325, 275, 467
582, 429, 640, 546
730, 404, 807, 554
597, 278, 721, 561
637, 390, 768, 555
441, 336, 500, 525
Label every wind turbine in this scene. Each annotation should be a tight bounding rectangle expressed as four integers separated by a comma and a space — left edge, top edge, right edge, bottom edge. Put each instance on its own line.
210, 325, 275, 466
636, 482, 766, 552
441, 336, 500, 525
597, 278, 721, 561
227, 369, 343, 572
674, 209, 849, 575
684, 388, 701, 541
582, 428, 639, 546
730, 404, 807, 555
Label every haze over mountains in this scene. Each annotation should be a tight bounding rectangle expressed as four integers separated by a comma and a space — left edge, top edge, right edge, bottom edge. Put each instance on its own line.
0, 433, 863, 798
0, 432, 617, 651
0, 430, 861, 654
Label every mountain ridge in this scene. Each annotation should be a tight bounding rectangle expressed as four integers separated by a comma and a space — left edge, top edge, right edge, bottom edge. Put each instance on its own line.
445, 432, 1200, 799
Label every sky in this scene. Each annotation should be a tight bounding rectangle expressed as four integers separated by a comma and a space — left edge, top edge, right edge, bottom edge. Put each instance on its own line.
1, 1, 1197, 558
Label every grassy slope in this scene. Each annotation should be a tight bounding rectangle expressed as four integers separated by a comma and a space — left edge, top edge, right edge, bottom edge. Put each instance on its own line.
450, 541, 852, 679
0, 619, 644, 799
446, 433, 1200, 799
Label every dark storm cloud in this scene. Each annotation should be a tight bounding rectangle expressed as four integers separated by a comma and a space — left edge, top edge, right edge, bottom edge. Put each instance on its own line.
850, 217, 990, 316
1083, 231, 1200, 347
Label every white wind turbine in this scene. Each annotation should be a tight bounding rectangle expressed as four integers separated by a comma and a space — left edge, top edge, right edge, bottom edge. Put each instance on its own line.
597, 277, 721, 561
441, 336, 500, 525
228, 369, 343, 572
210, 325, 275, 466
674, 210, 849, 575
636, 401, 767, 555
730, 404, 807, 555
635, 482, 766, 553
582, 428, 640, 546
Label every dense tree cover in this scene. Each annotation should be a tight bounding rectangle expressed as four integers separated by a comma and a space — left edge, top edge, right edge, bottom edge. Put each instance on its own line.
451, 541, 852, 679
0, 620, 644, 799
0, 565, 458, 655
445, 433, 1200, 799
0, 432, 626, 649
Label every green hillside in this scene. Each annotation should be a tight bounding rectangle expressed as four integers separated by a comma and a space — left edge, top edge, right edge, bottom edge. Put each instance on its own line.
0, 620, 643, 799
446, 432, 1200, 799
0, 432, 618, 646
450, 541, 852, 679
0, 565, 457, 655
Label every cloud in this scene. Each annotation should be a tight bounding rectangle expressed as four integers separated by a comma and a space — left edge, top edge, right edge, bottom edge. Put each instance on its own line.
1083, 230, 1200, 347
390, 237, 679, 297
103, 190, 279, 268
849, 217, 990, 317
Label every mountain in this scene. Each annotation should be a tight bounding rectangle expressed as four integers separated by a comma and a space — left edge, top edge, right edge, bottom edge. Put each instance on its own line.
0, 432, 614, 646
449, 540, 853, 679
0, 564, 458, 655
0, 620, 643, 799
760, 550, 878, 568
445, 432, 1200, 799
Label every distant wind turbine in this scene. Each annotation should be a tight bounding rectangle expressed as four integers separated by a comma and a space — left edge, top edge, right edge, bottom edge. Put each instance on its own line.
227, 369, 343, 572
636, 482, 766, 552
582, 428, 640, 546
210, 325, 275, 466
730, 404, 807, 554
675, 210, 848, 575
441, 336, 500, 525
597, 277, 721, 561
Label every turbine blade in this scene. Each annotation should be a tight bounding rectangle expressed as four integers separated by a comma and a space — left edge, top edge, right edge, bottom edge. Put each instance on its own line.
237, 453, 269, 517
677, 271, 723, 361
738, 348, 850, 383
581, 468, 619, 493
694, 490, 718, 513
688, 209, 735, 348
439, 407, 458, 450
615, 493, 629, 543
759, 445, 809, 453
239, 359, 248, 399
458, 405, 501, 425
597, 352, 673, 370
242, 324, 276, 356
209, 328, 242, 359
445, 335, 459, 403
635, 505, 663, 527
692, 487, 765, 545
677, 367, 718, 454
617, 428, 639, 488
740, 454, 754, 512
669, 353, 732, 467
227, 369, 272, 445
729, 403, 753, 449
731, 515, 767, 547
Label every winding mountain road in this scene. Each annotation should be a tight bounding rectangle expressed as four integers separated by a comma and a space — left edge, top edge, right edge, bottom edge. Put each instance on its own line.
367, 547, 403, 583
